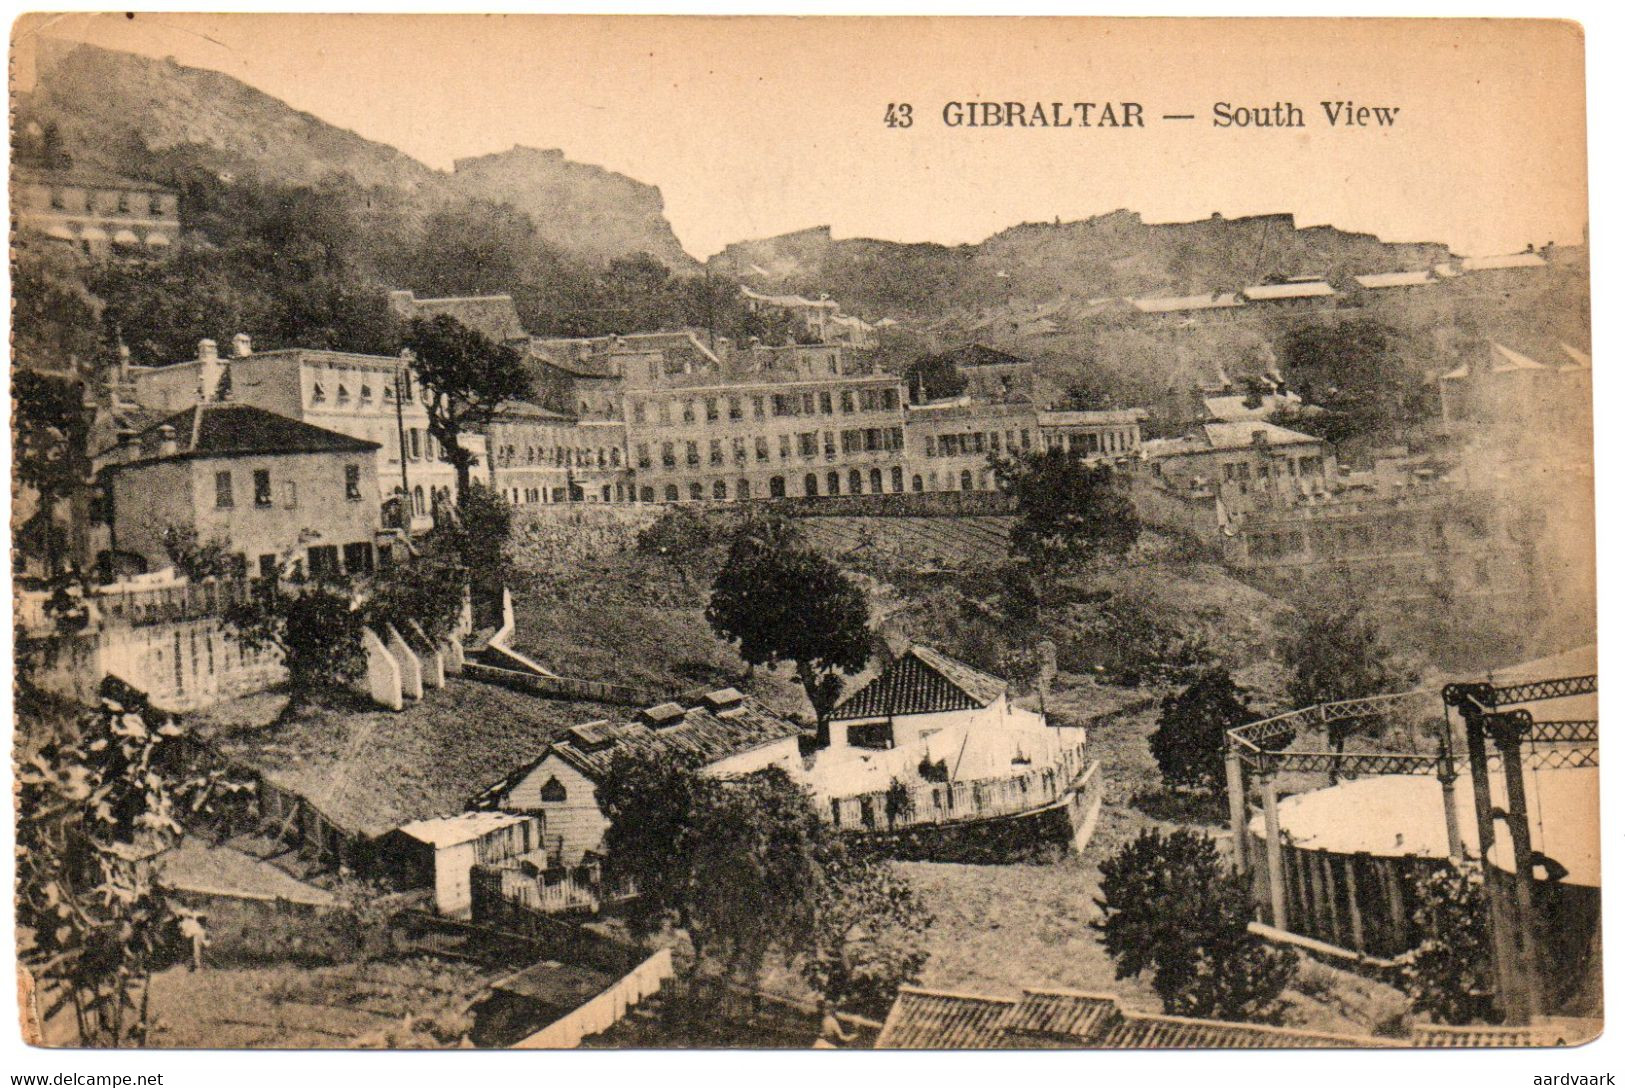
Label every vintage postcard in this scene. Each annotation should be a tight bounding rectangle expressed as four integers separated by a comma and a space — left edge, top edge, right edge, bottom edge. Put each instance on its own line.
9, 13, 1597, 1054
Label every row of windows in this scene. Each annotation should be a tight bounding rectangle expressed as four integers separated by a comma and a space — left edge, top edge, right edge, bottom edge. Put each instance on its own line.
923, 428, 1033, 458
214, 465, 363, 510
1044, 429, 1136, 455
496, 443, 621, 469
310, 372, 421, 410
635, 427, 905, 469
1221, 455, 1324, 485
45, 188, 169, 216
627, 386, 900, 426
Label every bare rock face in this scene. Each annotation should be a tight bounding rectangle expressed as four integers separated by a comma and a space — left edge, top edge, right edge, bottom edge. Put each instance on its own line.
444, 146, 695, 270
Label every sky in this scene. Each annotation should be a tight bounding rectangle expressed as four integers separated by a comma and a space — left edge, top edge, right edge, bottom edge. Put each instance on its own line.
12, 13, 1590, 260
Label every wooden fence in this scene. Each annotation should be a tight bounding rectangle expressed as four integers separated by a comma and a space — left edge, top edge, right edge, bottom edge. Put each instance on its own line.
1247, 833, 1451, 960
825, 741, 1091, 832
512, 948, 674, 1049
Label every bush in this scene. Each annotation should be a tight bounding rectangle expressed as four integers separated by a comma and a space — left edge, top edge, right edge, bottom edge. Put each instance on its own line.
1148, 668, 1253, 794
1095, 828, 1296, 1022
1402, 867, 1500, 1025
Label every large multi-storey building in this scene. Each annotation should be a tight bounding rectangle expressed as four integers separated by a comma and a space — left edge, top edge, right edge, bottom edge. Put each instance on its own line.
621, 342, 907, 502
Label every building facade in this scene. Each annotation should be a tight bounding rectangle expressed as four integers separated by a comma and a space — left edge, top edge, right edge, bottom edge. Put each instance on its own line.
96, 403, 387, 579
129, 338, 470, 531
12, 166, 180, 255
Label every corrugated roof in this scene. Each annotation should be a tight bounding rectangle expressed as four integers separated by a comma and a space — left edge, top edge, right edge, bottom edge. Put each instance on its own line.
1243, 281, 1337, 301
395, 811, 532, 849
107, 403, 379, 463
1461, 253, 1547, 271
830, 646, 1006, 722
473, 691, 802, 799
1355, 271, 1433, 289
1131, 293, 1246, 314
877, 987, 1397, 1049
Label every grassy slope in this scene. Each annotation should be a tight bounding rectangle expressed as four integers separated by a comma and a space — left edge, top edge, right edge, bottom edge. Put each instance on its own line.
191, 680, 613, 836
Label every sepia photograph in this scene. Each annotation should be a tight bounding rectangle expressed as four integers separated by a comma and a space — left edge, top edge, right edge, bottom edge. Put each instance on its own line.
6, 10, 1602, 1062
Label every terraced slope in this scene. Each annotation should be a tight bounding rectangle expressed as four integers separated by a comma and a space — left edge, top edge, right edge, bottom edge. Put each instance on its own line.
795, 516, 1015, 569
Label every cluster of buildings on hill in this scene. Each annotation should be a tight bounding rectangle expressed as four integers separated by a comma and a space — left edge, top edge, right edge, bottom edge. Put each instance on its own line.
12, 163, 181, 256
1124, 248, 1557, 325
77, 286, 1148, 581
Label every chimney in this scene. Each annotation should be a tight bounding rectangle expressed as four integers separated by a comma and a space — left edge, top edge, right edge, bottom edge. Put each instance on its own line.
197, 339, 220, 404
115, 428, 138, 464
156, 424, 179, 458
231, 333, 253, 358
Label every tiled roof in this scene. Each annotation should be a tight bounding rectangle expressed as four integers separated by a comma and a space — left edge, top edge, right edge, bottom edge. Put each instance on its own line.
472, 691, 802, 800
877, 987, 1398, 1049
874, 989, 1017, 1049
108, 403, 378, 462
1410, 1021, 1600, 1047
13, 165, 176, 194
830, 646, 1006, 722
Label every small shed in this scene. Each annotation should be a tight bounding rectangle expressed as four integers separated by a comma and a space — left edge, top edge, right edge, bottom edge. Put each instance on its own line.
375, 811, 541, 917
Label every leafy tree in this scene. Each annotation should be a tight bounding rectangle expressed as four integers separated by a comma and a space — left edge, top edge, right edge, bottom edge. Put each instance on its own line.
17, 677, 253, 1045
1280, 597, 1419, 767
997, 449, 1140, 576
1402, 867, 1500, 1026
363, 530, 469, 643
223, 574, 368, 720
160, 526, 241, 582
636, 505, 720, 589
1274, 319, 1423, 444
402, 315, 530, 503
803, 854, 933, 1020
706, 517, 871, 732
13, 368, 95, 578
597, 752, 930, 1011
1095, 828, 1297, 1022
430, 481, 513, 625
1149, 668, 1254, 794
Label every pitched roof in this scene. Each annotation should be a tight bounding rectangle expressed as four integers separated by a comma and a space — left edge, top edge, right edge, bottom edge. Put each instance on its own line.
13, 165, 176, 194
1559, 343, 1592, 370
876, 987, 1395, 1049
943, 343, 1030, 368
471, 690, 803, 799
1490, 343, 1548, 373
107, 403, 379, 463
1198, 420, 1322, 451
830, 646, 1006, 722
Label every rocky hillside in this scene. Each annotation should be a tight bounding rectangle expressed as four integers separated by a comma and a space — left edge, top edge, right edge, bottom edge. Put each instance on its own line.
23, 40, 695, 267
712, 212, 1454, 321
446, 147, 694, 269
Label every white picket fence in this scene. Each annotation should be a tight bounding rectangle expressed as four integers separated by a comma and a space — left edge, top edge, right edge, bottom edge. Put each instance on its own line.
511, 947, 674, 1049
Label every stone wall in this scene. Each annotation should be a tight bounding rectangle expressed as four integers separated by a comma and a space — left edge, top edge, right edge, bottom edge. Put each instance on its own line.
768, 490, 1017, 519
841, 763, 1102, 864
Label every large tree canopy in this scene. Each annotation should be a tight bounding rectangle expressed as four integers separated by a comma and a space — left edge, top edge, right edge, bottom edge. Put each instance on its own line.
705, 518, 871, 728
997, 449, 1140, 574
401, 315, 530, 503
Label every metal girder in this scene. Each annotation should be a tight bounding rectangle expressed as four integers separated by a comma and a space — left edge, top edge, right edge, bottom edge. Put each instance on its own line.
1445, 674, 1596, 711
1526, 720, 1599, 745
1522, 747, 1599, 771
1267, 751, 1441, 777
